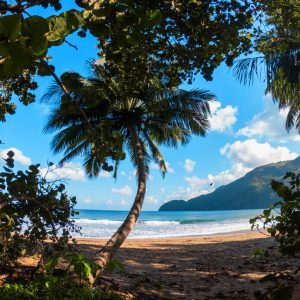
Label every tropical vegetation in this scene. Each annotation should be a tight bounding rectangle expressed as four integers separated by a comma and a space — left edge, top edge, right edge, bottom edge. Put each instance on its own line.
250, 171, 300, 300
0, 0, 256, 121
233, 0, 300, 131
43, 62, 214, 275
1, 0, 300, 299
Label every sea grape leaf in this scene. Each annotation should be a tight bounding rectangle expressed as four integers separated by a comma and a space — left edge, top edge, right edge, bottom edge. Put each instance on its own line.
31, 37, 48, 56
0, 14, 21, 41
62, 10, 84, 33
0, 42, 32, 79
46, 10, 83, 43
23, 16, 49, 56
46, 16, 68, 42
0, 43, 10, 57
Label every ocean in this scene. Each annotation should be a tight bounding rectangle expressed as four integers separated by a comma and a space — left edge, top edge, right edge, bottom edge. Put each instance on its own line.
73, 209, 263, 239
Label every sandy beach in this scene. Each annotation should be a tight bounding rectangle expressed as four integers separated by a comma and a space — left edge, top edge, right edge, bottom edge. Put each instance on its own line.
76, 231, 299, 300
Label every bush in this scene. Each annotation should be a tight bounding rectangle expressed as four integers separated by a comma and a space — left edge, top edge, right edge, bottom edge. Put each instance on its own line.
0, 251, 125, 299
0, 279, 126, 300
250, 172, 300, 300
250, 172, 300, 256
0, 151, 80, 272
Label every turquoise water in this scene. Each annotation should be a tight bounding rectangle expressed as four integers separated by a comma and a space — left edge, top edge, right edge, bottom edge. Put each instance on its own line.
73, 209, 263, 239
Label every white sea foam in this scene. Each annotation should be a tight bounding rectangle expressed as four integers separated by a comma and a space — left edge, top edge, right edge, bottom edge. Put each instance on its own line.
140, 220, 179, 226
75, 219, 123, 225
73, 217, 252, 239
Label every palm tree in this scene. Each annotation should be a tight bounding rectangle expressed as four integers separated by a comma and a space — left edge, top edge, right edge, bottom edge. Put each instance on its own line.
233, 0, 300, 131
233, 50, 299, 130
43, 63, 215, 277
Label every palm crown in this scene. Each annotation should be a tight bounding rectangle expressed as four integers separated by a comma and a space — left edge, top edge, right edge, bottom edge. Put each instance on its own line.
43, 64, 214, 179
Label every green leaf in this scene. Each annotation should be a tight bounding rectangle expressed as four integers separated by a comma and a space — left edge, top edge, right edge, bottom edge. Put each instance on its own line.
0, 42, 32, 79
62, 10, 84, 33
45, 255, 59, 272
82, 261, 92, 278
0, 14, 21, 41
46, 16, 68, 42
106, 258, 124, 273
126, 32, 143, 45
146, 9, 162, 28
0, 43, 10, 57
23, 16, 49, 56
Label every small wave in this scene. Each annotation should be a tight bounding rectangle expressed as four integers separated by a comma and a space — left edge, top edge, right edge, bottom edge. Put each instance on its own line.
140, 221, 180, 226
74, 219, 123, 225
179, 219, 215, 224
75, 219, 181, 226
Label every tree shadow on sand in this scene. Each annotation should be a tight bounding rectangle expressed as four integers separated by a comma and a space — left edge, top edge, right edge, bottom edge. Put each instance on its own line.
77, 236, 298, 300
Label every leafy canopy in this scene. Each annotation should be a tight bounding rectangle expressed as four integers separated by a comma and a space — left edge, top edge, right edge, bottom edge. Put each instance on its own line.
0, 0, 257, 121
233, 0, 300, 131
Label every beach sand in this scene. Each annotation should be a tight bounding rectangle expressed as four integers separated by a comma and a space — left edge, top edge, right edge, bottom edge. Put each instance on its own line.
76, 231, 299, 300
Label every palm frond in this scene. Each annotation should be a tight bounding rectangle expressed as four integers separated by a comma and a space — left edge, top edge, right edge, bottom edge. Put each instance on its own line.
59, 142, 89, 166
40, 81, 65, 104
83, 151, 102, 178
126, 134, 150, 179
286, 103, 300, 133
142, 130, 167, 178
232, 57, 266, 86
113, 159, 119, 181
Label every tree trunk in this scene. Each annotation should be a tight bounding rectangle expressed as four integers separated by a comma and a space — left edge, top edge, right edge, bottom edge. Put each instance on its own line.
92, 125, 146, 280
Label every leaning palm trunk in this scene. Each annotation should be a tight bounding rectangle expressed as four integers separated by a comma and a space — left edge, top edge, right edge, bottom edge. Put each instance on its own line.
93, 125, 146, 279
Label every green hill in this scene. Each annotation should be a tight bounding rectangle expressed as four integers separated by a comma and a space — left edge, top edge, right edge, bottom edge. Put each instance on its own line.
159, 157, 300, 211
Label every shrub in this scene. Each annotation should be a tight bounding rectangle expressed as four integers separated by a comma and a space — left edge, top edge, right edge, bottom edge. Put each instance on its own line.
250, 172, 300, 300
250, 172, 300, 256
0, 151, 80, 272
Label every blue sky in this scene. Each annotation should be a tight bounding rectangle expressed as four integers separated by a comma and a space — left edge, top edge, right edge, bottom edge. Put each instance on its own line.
1, 4, 300, 211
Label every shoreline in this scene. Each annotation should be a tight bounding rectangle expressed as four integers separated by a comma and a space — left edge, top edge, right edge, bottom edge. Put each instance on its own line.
74, 228, 262, 242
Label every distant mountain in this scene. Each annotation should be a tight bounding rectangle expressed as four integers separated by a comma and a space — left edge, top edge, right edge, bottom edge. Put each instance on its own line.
159, 157, 300, 211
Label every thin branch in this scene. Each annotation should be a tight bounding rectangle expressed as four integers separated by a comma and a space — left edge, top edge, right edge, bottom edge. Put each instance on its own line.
0, 0, 45, 14
64, 39, 78, 50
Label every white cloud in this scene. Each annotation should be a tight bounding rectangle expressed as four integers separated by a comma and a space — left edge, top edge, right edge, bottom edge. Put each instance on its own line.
39, 162, 86, 181
148, 174, 154, 180
111, 185, 133, 196
165, 183, 210, 201
184, 159, 196, 173
209, 101, 238, 132
220, 139, 298, 169
0, 147, 32, 166
99, 170, 111, 178
83, 197, 93, 204
237, 96, 300, 143
106, 200, 114, 206
120, 199, 129, 206
165, 139, 298, 202
145, 195, 158, 204
165, 162, 174, 173
150, 163, 159, 170
151, 161, 174, 173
